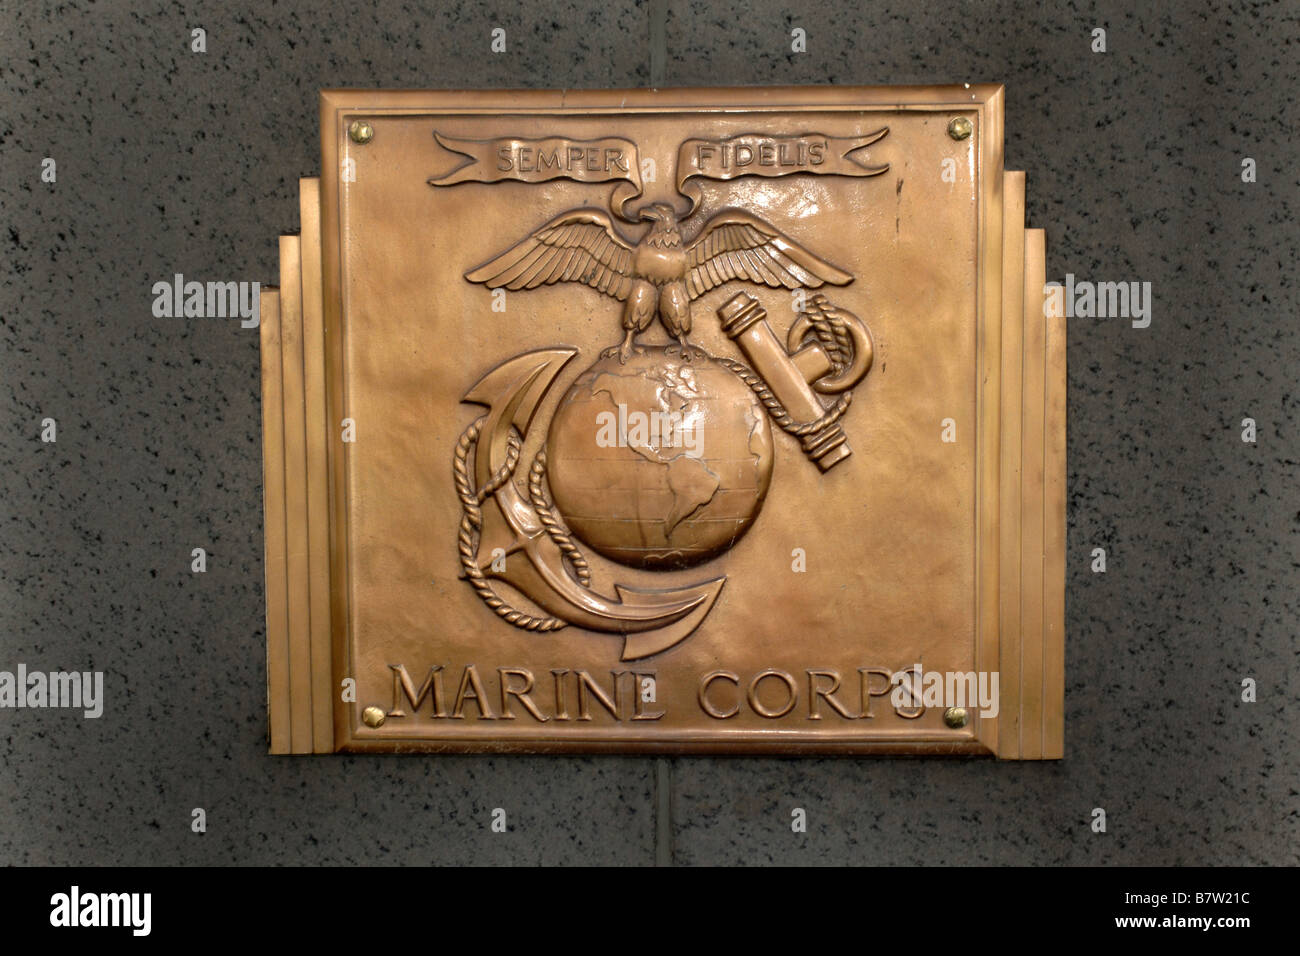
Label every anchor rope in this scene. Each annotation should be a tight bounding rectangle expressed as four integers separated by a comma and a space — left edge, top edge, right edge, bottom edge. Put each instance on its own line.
453, 416, 568, 631
528, 450, 592, 589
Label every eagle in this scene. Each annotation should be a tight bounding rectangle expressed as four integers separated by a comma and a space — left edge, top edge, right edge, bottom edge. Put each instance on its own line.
464, 203, 853, 362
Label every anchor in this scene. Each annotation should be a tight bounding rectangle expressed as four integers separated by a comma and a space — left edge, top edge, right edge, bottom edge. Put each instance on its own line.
458, 348, 725, 661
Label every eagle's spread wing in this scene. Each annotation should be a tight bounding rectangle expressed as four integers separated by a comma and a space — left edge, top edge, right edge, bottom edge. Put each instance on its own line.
683, 210, 853, 300
464, 209, 637, 300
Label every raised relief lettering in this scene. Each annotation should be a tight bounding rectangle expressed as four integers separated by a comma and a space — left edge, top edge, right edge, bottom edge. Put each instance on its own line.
499, 667, 548, 721
451, 664, 496, 719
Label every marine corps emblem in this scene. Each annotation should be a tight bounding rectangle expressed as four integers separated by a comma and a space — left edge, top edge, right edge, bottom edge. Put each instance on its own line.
444, 137, 882, 659
261, 87, 1065, 756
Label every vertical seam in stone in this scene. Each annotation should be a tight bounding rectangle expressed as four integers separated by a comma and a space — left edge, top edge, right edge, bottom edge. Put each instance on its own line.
655, 757, 673, 865
649, 0, 667, 86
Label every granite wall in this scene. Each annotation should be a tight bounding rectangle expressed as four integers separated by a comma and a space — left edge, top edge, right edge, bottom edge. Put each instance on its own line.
0, 0, 1295, 865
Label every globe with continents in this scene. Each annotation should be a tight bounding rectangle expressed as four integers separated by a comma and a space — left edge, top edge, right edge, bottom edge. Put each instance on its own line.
546, 346, 774, 570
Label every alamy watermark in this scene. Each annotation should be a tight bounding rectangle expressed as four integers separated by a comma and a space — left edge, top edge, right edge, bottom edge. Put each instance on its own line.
1045, 274, 1151, 328
0, 664, 104, 718
50, 886, 150, 936
151, 273, 259, 328
595, 404, 704, 458
890, 664, 999, 718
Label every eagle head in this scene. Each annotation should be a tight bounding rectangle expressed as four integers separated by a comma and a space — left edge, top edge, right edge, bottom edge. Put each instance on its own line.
639, 202, 679, 226
639, 203, 682, 248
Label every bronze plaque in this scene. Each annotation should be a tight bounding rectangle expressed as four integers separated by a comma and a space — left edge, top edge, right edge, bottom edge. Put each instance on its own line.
261, 86, 1064, 756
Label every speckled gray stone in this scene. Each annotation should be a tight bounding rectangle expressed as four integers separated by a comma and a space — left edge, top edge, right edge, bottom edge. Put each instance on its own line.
0, 0, 1295, 866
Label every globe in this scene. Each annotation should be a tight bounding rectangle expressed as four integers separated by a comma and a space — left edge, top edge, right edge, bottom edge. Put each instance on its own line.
545, 345, 774, 570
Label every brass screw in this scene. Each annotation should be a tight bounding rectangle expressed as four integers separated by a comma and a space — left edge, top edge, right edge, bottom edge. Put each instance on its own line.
361, 705, 386, 728
947, 116, 973, 141
348, 120, 374, 145
943, 706, 969, 728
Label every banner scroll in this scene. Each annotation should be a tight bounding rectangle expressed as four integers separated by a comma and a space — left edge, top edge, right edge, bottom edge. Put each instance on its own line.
674, 129, 890, 215
429, 128, 890, 220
